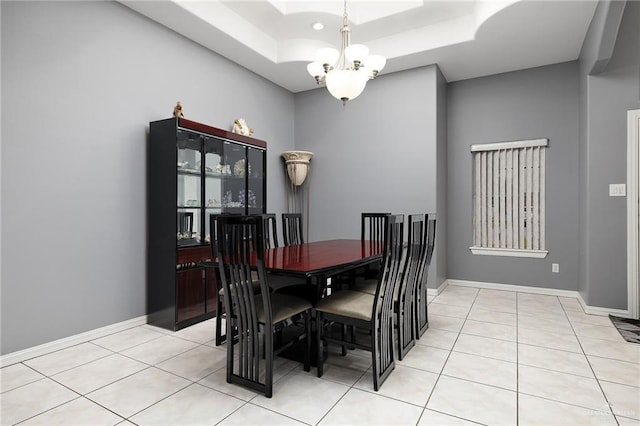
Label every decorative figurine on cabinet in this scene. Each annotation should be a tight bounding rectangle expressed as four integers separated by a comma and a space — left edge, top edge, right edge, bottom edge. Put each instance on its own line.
173, 101, 184, 118
232, 118, 254, 136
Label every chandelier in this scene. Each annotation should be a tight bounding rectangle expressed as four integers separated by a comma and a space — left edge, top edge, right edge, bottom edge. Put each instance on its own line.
306, 1, 386, 106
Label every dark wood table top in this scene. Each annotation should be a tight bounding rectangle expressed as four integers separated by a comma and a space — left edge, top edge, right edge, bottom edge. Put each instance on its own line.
263, 239, 383, 277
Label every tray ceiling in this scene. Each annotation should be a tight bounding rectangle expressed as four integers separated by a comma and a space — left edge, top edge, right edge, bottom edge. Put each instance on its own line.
120, 0, 599, 92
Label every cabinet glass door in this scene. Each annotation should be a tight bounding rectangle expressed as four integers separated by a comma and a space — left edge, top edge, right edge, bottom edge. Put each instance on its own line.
247, 146, 265, 215
221, 141, 247, 214
203, 136, 224, 244
177, 130, 202, 247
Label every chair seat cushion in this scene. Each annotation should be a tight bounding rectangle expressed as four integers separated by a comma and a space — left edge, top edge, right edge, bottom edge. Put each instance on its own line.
258, 293, 312, 324
351, 278, 378, 295
315, 290, 374, 321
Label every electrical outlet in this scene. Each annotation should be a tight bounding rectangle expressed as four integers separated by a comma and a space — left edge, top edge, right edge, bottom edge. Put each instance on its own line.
552, 263, 559, 273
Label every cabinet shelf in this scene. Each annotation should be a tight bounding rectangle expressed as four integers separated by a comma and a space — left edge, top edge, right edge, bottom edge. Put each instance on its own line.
177, 168, 201, 176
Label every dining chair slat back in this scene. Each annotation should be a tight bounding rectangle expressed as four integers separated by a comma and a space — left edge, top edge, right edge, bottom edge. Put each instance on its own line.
282, 213, 304, 246
361, 212, 391, 241
396, 214, 428, 360
372, 214, 405, 388
209, 213, 242, 346
415, 214, 436, 338
359, 213, 391, 280
216, 215, 311, 398
261, 213, 279, 249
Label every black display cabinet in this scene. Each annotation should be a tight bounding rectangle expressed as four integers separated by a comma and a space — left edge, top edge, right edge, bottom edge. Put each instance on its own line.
147, 117, 267, 330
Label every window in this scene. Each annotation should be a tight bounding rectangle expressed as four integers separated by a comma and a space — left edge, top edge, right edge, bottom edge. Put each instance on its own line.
470, 138, 548, 258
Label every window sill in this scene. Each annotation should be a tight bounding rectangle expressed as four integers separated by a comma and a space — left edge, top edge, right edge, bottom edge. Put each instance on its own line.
469, 247, 548, 258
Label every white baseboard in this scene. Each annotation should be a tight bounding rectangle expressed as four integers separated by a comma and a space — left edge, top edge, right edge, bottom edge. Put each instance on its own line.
2, 279, 632, 368
446, 279, 579, 298
0, 315, 148, 367
577, 298, 631, 318
445, 279, 631, 317
427, 280, 449, 297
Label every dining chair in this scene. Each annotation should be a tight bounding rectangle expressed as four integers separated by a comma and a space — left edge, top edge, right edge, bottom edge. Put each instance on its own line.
217, 215, 312, 398
415, 214, 436, 339
396, 214, 430, 359
353, 213, 430, 359
361, 212, 390, 241
261, 214, 309, 297
282, 213, 304, 246
209, 213, 242, 346
348, 212, 391, 292
261, 213, 279, 249
315, 214, 404, 391
359, 212, 391, 278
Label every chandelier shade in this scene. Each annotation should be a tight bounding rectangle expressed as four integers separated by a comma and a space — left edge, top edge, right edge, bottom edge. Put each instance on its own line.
367, 55, 386, 78
326, 69, 368, 102
306, 0, 385, 105
316, 47, 340, 66
345, 44, 369, 64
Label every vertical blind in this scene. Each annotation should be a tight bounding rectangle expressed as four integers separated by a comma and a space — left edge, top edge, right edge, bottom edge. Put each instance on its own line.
471, 139, 548, 255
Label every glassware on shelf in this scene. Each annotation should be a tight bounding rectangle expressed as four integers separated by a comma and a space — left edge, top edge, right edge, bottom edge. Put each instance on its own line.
223, 190, 233, 207
195, 161, 212, 172
238, 190, 245, 207
248, 190, 256, 207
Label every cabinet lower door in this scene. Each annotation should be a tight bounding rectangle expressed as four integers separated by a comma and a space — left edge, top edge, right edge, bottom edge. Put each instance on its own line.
176, 268, 206, 323
205, 267, 219, 314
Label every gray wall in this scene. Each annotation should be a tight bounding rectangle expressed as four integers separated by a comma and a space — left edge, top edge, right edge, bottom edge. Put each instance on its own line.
579, 0, 640, 309
294, 65, 447, 288
447, 61, 581, 291
1, 1, 295, 355
3, 0, 637, 356
435, 68, 448, 288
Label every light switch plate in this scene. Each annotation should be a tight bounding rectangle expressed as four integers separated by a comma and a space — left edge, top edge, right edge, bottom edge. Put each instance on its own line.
609, 184, 626, 197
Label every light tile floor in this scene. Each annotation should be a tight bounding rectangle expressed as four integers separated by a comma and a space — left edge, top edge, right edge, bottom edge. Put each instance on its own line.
2, 285, 640, 425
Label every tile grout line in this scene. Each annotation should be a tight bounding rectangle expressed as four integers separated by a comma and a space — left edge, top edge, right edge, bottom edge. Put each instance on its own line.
560, 298, 621, 424
420, 287, 481, 425
122, 327, 255, 425
5, 291, 637, 425
20, 341, 118, 378
22, 371, 129, 426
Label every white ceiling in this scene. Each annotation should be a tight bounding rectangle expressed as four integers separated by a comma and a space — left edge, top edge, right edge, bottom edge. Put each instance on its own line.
120, 0, 599, 93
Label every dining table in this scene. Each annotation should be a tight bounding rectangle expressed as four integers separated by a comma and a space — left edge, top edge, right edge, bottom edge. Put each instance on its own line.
262, 239, 384, 304
261, 238, 383, 365
204, 238, 383, 363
